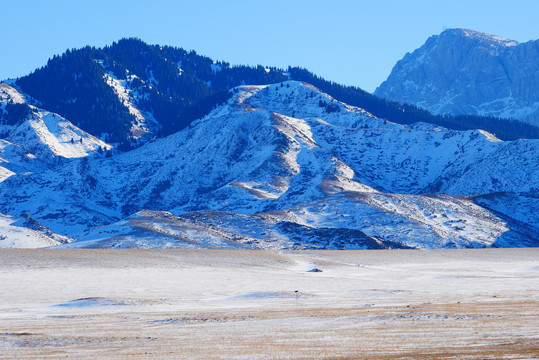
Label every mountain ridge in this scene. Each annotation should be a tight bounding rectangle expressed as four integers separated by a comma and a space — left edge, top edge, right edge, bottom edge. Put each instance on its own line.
375, 28, 539, 126
1, 81, 537, 249
1, 37, 538, 249
5, 38, 538, 144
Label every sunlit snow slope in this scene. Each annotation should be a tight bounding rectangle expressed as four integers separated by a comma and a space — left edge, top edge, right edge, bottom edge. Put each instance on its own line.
1, 81, 538, 248
1, 83, 112, 163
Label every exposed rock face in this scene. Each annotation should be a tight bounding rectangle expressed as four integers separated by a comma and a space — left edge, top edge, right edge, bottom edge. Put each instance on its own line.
375, 29, 539, 126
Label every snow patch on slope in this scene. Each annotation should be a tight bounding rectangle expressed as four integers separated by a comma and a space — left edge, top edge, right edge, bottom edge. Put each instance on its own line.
0, 166, 15, 183
0, 214, 65, 248
0, 83, 26, 105
0, 139, 41, 181
460, 29, 519, 47
5, 111, 111, 161
103, 72, 158, 139
1, 83, 111, 162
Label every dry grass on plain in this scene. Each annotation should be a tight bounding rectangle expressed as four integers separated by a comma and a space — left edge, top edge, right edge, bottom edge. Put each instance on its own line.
0, 249, 538, 359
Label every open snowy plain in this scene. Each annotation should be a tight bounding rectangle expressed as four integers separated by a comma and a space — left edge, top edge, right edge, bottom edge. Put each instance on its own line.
0, 249, 538, 359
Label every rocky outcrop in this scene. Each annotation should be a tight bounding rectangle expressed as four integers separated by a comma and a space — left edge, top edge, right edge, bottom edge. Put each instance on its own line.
375, 29, 539, 126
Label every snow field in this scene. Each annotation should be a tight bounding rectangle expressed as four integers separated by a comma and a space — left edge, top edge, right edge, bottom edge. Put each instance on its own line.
0, 248, 537, 358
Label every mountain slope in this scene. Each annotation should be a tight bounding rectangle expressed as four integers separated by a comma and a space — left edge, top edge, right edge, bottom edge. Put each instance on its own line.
0, 139, 43, 182
1, 81, 537, 248
10, 38, 539, 146
1, 83, 112, 163
375, 29, 539, 126
14, 39, 288, 144
0, 213, 72, 248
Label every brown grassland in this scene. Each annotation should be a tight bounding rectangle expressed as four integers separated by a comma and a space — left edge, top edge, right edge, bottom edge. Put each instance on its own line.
0, 248, 537, 359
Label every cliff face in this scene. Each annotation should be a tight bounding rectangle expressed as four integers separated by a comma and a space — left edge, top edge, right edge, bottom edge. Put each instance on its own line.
375, 29, 539, 126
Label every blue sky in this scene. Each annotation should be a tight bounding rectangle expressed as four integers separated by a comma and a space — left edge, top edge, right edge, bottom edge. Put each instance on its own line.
2, 0, 538, 92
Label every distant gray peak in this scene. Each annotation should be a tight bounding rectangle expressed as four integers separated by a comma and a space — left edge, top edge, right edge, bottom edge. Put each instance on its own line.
440, 28, 519, 47
439, 29, 519, 47
375, 28, 538, 125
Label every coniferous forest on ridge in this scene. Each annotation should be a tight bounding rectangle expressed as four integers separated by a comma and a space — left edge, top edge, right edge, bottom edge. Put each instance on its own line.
13, 38, 539, 145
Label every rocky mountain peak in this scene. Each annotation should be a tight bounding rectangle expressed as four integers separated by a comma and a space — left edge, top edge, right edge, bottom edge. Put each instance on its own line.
442, 28, 519, 48
375, 29, 539, 126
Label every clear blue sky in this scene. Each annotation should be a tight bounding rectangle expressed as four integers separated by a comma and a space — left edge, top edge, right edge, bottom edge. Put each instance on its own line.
2, 0, 538, 92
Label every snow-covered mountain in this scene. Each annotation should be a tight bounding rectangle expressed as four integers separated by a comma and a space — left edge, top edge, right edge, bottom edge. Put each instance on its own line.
1, 81, 537, 249
0, 83, 112, 164
375, 29, 539, 126
0, 213, 72, 248
0, 82, 114, 246
13, 37, 538, 147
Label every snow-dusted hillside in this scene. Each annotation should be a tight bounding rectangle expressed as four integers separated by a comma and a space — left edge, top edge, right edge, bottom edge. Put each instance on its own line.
102, 70, 159, 140
375, 29, 539, 126
1, 83, 112, 163
1, 81, 538, 249
244, 83, 538, 195
0, 139, 43, 182
4, 111, 112, 161
0, 214, 72, 248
